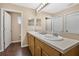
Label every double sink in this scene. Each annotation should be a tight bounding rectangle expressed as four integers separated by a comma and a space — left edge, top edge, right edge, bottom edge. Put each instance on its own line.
38, 32, 63, 41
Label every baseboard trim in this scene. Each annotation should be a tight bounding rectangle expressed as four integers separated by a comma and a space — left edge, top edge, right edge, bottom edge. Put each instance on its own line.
0, 50, 2, 52
12, 40, 21, 43
0, 49, 4, 52
21, 44, 28, 48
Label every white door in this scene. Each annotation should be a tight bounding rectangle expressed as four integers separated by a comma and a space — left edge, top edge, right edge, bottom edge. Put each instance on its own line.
4, 12, 11, 49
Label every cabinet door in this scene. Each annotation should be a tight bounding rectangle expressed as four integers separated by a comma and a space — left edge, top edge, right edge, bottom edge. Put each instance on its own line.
40, 42, 60, 56
27, 33, 35, 56
63, 45, 79, 56
35, 39, 41, 56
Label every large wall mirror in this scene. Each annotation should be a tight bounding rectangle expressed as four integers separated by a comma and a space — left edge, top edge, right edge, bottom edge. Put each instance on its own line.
45, 12, 79, 35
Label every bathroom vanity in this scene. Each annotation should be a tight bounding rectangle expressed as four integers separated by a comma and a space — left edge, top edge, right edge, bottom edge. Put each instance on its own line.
27, 31, 79, 56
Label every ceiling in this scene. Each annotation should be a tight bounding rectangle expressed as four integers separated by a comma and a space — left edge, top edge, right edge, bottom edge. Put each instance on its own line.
41, 3, 77, 14
14, 3, 77, 14
14, 3, 41, 9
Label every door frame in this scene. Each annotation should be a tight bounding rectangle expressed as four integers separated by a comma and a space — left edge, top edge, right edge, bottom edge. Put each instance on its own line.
0, 8, 23, 52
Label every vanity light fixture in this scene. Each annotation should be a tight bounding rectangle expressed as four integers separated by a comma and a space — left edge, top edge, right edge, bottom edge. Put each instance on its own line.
36, 3, 48, 12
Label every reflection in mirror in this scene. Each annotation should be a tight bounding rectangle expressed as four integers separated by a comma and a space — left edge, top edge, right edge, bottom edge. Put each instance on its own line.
64, 12, 79, 34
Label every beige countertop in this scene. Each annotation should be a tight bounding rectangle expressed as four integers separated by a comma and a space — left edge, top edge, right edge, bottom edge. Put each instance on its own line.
27, 31, 79, 54
61, 33, 79, 41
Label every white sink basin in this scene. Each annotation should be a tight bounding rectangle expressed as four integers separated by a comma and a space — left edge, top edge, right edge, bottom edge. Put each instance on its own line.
44, 34, 63, 41
38, 32, 46, 35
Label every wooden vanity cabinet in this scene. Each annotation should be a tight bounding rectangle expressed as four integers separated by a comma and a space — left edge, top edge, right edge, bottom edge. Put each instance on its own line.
27, 33, 79, 56
27, 33, 60, 56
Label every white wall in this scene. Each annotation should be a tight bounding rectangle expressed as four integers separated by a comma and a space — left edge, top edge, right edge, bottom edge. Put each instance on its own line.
0, 9, 1, 51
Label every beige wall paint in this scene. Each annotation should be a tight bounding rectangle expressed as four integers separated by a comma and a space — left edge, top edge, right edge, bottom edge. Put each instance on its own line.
0, 3, 52, 47
53, 4, 79, 40
0, 3, 35, 47
11, 13, 21, 42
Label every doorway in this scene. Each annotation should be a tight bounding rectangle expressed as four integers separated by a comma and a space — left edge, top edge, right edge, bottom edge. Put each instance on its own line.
2, 9, 23, 51
11, 13, 22, 44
